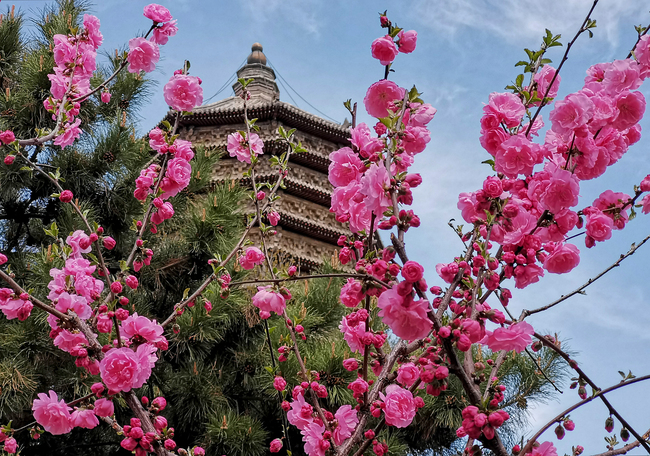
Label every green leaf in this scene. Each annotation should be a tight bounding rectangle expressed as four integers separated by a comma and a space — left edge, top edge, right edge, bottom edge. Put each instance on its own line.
119, 260, 128, 272
515, 61, 528, 67
515, 74, 524, 88
182, 288, 190, 300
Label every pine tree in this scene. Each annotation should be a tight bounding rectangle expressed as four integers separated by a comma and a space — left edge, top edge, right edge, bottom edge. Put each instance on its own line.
0, 2, 567, 455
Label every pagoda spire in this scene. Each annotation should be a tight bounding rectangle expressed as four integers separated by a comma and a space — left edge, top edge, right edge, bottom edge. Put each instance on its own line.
232, 43, 280, 102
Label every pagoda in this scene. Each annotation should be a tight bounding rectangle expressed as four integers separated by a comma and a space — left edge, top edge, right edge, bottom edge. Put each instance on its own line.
176, 43, 352, 271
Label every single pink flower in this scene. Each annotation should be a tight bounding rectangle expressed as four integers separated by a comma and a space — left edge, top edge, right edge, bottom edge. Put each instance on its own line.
543, 242, 580, 274
532, 442, 558, 456
164, 74, 203, 112
380, 384, 417, 428
0, 130, 16, 145
160, 157, 191, 199
226, 131, 264, 163
121, 312, 165, 344
83, 14, 103, 50
252, 286, 286, 319
487, 92, 525, 128
71, 408, 99, 429
364, 80, 406, 118
359, 162, 391, 215
396, 362, 420, 387
99, 345, 157, 393
377, 286, 432, 341
401, 261, 424, 283
268, 211, 280, 226
397, 30, 417, 54
534, 65, 561, 99
270, 438, 283, 453
371, 35, 398, 65
339, 278, 364, 308
585, 208, 614, 242
152, 20, 178, 45
287, 393, 314, 430
127, 37, 160, 73
143, 3, 172, 23
32, 390, 73, 435
495, 134, 540, 178
239, 246, 265, 270
333, 404, 358, 445
482, 321, 534, 353
302, 421, 328, 456
54, 118, 82, 149
328, 147, 364, 188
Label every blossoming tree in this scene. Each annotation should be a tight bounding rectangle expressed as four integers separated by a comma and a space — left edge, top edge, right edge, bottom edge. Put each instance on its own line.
0, 1, 650, 456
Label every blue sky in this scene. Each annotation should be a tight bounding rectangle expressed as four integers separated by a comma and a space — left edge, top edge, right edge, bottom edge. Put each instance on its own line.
12, 0, 650, 452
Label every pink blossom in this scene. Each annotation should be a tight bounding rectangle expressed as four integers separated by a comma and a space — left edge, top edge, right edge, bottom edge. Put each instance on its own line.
121, 313, 165, 344
549, 92, 594, 137
252, 286, 286, 319
495, 135, 540, 178
239, 246, 265, 270
143, 3, 172, 23
397, 30, 417, 54
602, 59, 642, 94
273, 376, 287, 392
396, 362, 420, 387
270, 438, 283, 453
71, 408, 99, 429
339, 316, 368, 353
83, 14, 103, 49
371, 35, 398, 65
343, 358, 359, 371
0, 130, 15, 145
502, 210, 538, 247
0, 293, 33, 321
359, 162, 391, 215
487, 92, 525, 128
333, 404, 358, 445
340, 278, 364, 308
172, 139, 195, 160
534, 65, 561, 99
287, 393, 314, 430
100, 91, 111, 103
543, 242, 580, 274
401, 260, 424, 283
612, 90, 646, 131
364, 80, 406, 118
160, 157, 191, 198
164, 74, 203, 112
480, 127, 510, 157
152, 20, 178, 45
149, 127, 167, 153
53, 329, 88, 353
642, 194, 650, 214
32, 390, 73, 435
55, 292, 91, 319
66, 230, 92, 258
635, 35, 650, 75
380, 384, 417, 428
482, 176, 503, 198
377, 286, 432, 341
302, 421, 328, 456
513, 264, 544, 289
127, 37, 160, 73
267, 211, 280, 226
348, 377, 369, 397
482, 321, 534, 353
226, 131, 264, 163
99, 345, 157, 393
402, 125, 431, 154
350, 123, 383, 158
532, 442, 558, 456
585, 208, 614, 242
408, 103, 436, 126
539, 163, 580, 213
328, 147, 364, 187
4, 438, 16, 454
54, 118, 82, 149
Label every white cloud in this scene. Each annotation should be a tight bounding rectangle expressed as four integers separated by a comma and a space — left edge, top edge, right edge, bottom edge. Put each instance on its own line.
411, 0, 646, 47
244, 0, 322, 36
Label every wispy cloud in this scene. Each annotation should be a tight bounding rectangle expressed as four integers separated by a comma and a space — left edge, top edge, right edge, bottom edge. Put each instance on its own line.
410, 0, 646, 47
244, 0, 322, 36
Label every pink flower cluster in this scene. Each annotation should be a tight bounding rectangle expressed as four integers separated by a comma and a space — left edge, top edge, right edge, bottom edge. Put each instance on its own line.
226, 131, 264, 163
456, 405, 510, 440
32, 390, 104, 436
128, 4, 177, 73
329, 95, 431, 233
370, 29, 417, 66
0, 288, 33, 321
45, 15, 103, 148
164, 71, 203, 112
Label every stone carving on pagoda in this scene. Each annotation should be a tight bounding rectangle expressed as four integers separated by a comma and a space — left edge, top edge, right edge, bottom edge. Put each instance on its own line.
177, 43, 352, 270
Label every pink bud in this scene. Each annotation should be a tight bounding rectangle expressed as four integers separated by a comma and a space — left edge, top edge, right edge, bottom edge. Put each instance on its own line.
59, 190, 73, 203
110, 281, 123, 294
256, 191, 265, 200
4, 155, 15, 165
102, 236, 116, 250
125, 275, 139, 290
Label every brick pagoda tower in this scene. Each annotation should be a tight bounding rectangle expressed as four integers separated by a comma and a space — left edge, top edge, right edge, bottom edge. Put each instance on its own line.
176, 43, 351, 271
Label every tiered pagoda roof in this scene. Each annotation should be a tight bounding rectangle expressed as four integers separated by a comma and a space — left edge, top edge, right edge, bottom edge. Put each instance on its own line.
177, 43, 352, 270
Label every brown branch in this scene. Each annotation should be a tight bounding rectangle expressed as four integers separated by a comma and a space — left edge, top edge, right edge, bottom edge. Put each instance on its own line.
592, 429, 650, 456
521, 233, 650, 318
521, 373, 650, 455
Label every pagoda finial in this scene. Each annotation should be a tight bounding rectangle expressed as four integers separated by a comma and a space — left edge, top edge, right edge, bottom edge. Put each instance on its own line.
247, 42, 267, 65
